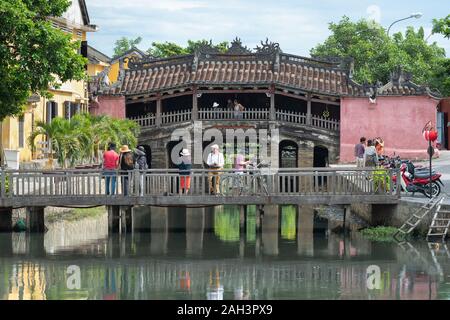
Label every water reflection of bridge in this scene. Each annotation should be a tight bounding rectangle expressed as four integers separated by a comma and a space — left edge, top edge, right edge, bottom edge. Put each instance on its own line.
0, 253, 443, 300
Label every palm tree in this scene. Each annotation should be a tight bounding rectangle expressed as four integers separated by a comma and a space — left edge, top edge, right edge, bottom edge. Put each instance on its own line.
28, 114, 140, 168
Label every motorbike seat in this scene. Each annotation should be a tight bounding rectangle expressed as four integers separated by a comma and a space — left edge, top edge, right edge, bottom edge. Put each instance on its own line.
414, 171, 436, 178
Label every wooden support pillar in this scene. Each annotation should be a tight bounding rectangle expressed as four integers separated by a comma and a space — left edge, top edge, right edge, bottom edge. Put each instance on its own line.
0, 207, 12, 233
306, 93, 312, 125
26, 207, 46, 233
239, 205, 246, 235
269, 86, 276, 121
343, 205, 351, 233
156, 94, 162, 126
120, 206, 132, 234
108, 205, 120, 234
192, 87, 198, 121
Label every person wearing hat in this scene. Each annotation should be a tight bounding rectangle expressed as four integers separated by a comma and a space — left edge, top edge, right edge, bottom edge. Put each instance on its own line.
212, 102, 220, 119
119, 145, 135, 196
177, 148, 192, 195
206, 144, 224, 194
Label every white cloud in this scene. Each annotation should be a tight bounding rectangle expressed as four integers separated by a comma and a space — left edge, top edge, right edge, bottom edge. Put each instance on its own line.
86, 0, 450, 58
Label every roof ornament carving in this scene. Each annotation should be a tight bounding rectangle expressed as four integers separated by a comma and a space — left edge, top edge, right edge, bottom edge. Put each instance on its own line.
197, 40, 221, 55
254, 38, 281, 55
226, 37, 251, 54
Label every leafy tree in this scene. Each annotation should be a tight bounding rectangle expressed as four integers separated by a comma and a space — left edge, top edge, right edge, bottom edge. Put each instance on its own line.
147, 39, 229, 58
310, 16, 449, 96
432, 14, 450, 39
113, 36, 143, 58
0, 0, 87, 121
28, 113, 139, 168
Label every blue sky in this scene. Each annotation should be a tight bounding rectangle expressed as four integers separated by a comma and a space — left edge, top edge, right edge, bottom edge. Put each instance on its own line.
86, 0, 450, 58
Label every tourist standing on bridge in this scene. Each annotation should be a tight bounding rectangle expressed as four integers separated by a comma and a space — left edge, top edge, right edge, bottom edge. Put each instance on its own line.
354, 137, 366, 168
178, 149, 192, 195
234, 100, 244, 119
134, 146, 148, 196
119, 145, 135, 196
103, 143, 119, 195
375, 137, 384, 157
207, 144, 224, 195
364, 140, 379, 167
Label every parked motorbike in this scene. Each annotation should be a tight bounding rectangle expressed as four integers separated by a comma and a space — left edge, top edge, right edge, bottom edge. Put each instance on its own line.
392, 160, 444, 198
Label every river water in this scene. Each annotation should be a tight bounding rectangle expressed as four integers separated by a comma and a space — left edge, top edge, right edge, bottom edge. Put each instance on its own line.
0, 205, 449, 300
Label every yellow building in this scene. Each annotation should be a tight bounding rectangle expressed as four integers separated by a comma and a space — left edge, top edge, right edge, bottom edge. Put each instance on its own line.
0, 0, 96, 167
87, 45, 111, 77
88, 47, 146, 85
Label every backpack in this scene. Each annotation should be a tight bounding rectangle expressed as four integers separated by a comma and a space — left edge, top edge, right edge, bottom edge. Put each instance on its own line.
123, 152, 134, 168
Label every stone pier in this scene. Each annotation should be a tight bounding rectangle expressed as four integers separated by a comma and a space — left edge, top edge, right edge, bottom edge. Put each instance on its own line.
150, 206, 169, 254
186, 207, 205, 256
0, 207, 12, 232
297, 205, 314, 256
262, 205, 279, 256
26, 207, 45, 233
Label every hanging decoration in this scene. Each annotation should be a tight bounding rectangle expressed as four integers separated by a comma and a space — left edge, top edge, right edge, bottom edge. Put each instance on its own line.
322, 106, 330, 118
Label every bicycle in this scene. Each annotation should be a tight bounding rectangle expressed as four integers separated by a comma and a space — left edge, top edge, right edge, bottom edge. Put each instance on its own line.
220, 161, 271, 196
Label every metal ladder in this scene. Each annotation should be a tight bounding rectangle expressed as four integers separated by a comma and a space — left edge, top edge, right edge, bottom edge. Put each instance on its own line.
427, 202, 450, 241
393, 196, 445, 241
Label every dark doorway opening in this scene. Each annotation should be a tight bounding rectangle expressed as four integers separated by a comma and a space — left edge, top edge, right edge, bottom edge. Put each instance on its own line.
313, 146, 329, 168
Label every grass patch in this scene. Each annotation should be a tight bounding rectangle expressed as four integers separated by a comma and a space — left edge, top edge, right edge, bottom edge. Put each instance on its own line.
47, 206, 106, 223
360, 226, 398, 242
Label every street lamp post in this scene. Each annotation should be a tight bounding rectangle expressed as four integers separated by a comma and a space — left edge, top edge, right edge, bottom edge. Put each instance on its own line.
387, 13, 423, 36
423, 125, 438, 198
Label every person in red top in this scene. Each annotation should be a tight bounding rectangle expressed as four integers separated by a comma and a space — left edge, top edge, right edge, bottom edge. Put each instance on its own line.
103, 143, 119, 195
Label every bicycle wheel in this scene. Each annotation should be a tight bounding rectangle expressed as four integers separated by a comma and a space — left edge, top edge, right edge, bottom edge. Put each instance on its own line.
220, 176, 238, 196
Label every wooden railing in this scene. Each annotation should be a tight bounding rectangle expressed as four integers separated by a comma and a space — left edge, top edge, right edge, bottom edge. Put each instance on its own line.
311, 114, 340, 131
161, 109, 192, 125
276, 109, 307, 125
199, 108, 270, 121
130, 108, 340, 132
129, 114, 156, 127
0, 168, 400, 206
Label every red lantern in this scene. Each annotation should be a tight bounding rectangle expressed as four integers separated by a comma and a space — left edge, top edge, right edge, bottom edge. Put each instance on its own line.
423, 130, 438, 142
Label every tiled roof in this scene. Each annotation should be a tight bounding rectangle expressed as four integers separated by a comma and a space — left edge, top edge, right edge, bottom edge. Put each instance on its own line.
91, 39, 440, 99
87, 45, 111, 65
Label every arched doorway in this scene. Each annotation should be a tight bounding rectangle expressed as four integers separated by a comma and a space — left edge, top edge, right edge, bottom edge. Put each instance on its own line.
167, 140, 188, 169
279, 140, 298, 168
279, 140, 298, 193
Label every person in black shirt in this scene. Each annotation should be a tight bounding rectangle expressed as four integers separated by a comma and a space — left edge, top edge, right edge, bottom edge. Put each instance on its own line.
119, 145, 135, 195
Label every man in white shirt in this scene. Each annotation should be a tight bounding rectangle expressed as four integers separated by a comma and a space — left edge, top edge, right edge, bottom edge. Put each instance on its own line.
206, 144, 224, 194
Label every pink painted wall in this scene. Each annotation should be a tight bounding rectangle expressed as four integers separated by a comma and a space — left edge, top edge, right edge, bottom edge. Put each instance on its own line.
89, 95, 126, 119
340, 96, 440, 163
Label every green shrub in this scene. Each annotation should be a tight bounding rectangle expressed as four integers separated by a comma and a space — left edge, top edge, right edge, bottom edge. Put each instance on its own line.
360, 226, 398, 242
